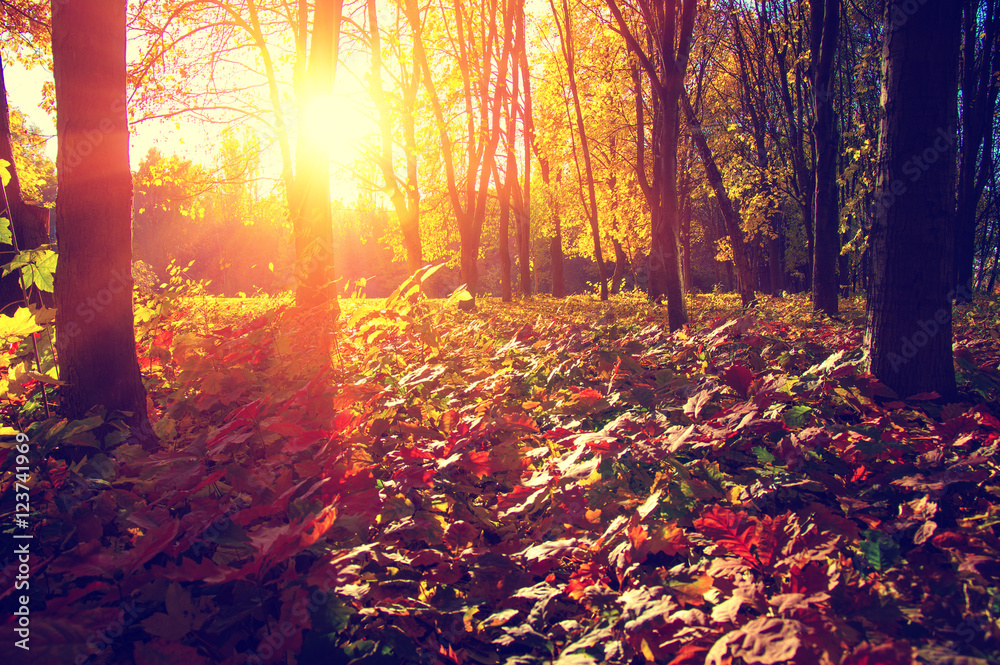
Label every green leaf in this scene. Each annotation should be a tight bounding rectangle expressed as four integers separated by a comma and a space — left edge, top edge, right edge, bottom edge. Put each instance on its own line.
753, 445, 776, 465
782, 405, 813, 428
0, 159, 10, 188
4, 248, 58, 293
0, 217, 11, 245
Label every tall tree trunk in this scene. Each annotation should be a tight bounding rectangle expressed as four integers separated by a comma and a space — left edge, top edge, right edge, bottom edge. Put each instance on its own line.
498, 166, 513, 302
552, 0, 607, 300
368, 0, 421, 274
52, 0, 152, 445
681, 93, 755, 307
550, 232, 565, 298
769, 219, 785, 296
609, 0, 695, 330
292, 0, 342, 314
611, 238, 628, 294
866, 0, 961, 399
810, 0, 840, 315
516, 0, 532, 297
956, 0, 999, 293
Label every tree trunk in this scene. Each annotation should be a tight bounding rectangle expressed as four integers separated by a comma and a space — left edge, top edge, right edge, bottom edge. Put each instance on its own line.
552, 0, 607, 300
368, 0, 421, 275
550, 231, 565, 298
769, 222, 784, 296
956, 0, 999, 293
292, 0, 342, 314
810, 0, 840, 316
498, 167, 513, 302
681, 92, 755, 307
516, 1, 532, 297
611, 238, 628, 294
0, 58, 50, 313
52, 0, 152, 445
866, 0, 961, 399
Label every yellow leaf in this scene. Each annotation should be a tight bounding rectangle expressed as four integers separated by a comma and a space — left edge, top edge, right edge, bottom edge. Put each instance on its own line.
0, 307, 43, 340
640, 638, 655, 662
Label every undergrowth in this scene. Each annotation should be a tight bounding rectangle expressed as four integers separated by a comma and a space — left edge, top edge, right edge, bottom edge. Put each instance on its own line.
2, 272, 1000, 665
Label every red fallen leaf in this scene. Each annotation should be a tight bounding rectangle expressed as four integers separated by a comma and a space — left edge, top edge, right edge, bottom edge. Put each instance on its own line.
720, 364, 755, 398
706, 617, 802, 665
840, 640, 913, 664
123, 519, 182, 575
284, 429, 329, 454
629, 524, 648, 551
134, 638, 210, 665
694, 506, 760, 568
567, 387, 605, 407
667, 643, 711, 665
931, 531, 965, 549
185, 467, 227, 496
250, 506, 338, 571
684, 389, 714, 420
261, 418, 306, 437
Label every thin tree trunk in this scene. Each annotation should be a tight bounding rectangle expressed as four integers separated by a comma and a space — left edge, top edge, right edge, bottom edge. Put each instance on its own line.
551, 0, 607, 300
0, 58, 50, 312
681, 93, 755, 307
810, 0, 840, 315
611, 238, 628, 294
368, 0, 421, 274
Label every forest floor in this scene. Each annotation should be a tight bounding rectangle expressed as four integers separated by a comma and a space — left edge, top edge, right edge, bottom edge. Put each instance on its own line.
3, 285, 1000, 664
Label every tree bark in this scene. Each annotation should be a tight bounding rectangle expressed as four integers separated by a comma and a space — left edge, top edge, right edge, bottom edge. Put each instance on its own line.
810, 0, 840, 315
367, 0, 421, 275
956, 0, 999, 293
681, 92, 755, 307
0, 57, 50, 313
52, 0, 152, 445
552, 0, 607, 300
866, 0, 961, 399
611, 238, 628, 294
609, 0, 694, 330
292, 0, 342, 314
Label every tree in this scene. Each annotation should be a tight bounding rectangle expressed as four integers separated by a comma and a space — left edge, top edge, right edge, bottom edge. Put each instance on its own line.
1, 56, 51, 313
551, 0, 608, 300
810, 0, 841, 316
52, 0, 152, 444
405, 0, 514, 306
956, 0, 1000, 293
292, 0, 343, 313
367, 0, 422, 275
865, 0, 962, 398
680, 91, 755, 307
132, 0, 342, 312
607, 0, 696, 330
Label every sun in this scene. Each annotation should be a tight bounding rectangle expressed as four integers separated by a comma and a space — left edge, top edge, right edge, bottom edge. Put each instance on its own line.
301, 93, 376, 170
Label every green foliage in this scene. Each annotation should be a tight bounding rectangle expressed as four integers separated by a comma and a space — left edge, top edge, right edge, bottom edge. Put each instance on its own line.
1, 245, 57, 293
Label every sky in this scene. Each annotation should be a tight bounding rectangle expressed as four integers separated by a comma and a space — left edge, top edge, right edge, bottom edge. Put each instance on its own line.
5, 56, 377, 204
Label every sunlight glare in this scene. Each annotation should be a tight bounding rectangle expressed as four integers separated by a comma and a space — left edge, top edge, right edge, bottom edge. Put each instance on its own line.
302, 94, 375, 169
